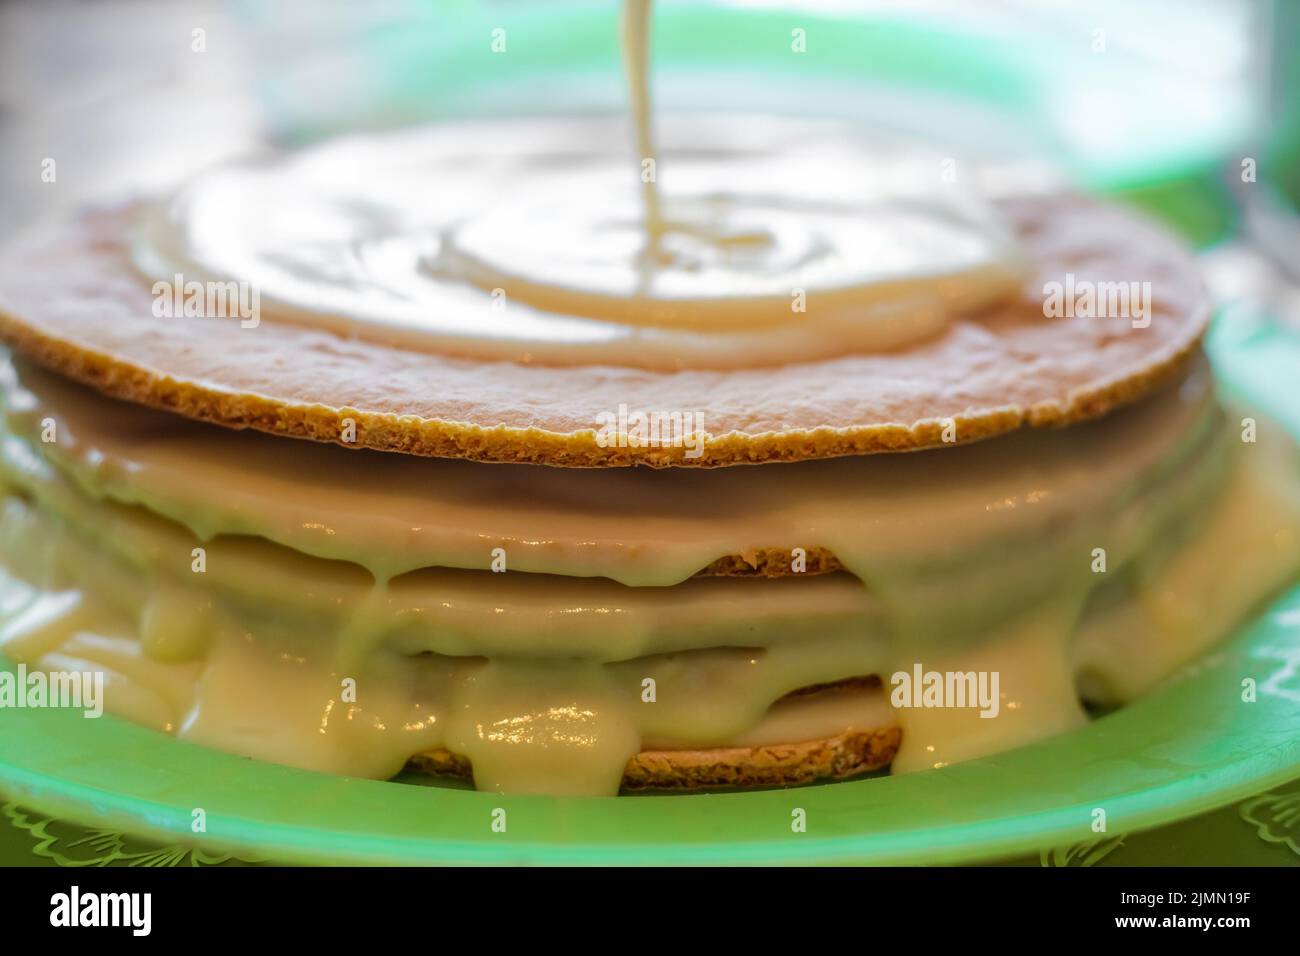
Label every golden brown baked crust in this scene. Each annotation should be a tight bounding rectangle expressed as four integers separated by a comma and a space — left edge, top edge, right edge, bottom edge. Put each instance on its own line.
407, 676, 902, 792
406, 724, 902, 792
622, 724, 901, 791
0, 195, 1208, 467
697, 547, 843, 578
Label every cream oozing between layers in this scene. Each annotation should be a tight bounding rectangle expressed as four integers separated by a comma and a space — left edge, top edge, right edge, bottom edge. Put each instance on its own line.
1, 357, 1298, 795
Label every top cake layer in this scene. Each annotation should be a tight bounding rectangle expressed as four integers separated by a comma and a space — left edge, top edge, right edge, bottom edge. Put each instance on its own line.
0, 195, 1207, 467
0, 118, 1207, 468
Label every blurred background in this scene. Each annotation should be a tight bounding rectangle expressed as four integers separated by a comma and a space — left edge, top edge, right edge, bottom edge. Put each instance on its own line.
2, 0, 1298, 330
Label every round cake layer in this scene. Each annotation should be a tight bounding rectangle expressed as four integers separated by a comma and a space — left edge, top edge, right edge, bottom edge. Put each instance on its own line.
410, 679, 904, 793
0, 353, 1221, 588
0, 193, 1207, 466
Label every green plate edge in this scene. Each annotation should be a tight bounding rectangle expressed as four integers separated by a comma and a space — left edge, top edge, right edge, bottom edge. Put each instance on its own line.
1, 314, 1298, 865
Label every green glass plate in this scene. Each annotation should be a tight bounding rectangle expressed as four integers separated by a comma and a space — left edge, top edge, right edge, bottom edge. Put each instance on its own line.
1, 315, 1298, 865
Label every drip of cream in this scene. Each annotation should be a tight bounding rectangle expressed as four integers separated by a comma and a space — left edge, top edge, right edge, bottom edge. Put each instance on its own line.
621, 0, 662, 236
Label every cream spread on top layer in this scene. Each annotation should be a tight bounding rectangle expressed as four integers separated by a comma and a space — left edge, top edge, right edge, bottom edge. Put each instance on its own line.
1, 357, 1298, 794
129, 0, 1026, 371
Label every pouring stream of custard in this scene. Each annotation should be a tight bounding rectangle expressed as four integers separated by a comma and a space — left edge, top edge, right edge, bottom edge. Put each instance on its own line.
133, 1, 1027, 369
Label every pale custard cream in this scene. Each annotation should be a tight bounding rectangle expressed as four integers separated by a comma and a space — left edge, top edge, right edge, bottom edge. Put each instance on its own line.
1, 356, 1298, 794
129, 0, 1026, 371
131, 115, 1025, 371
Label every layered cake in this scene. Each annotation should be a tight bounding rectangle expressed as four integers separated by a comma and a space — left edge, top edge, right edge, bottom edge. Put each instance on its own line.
0, 2, 1298, 796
